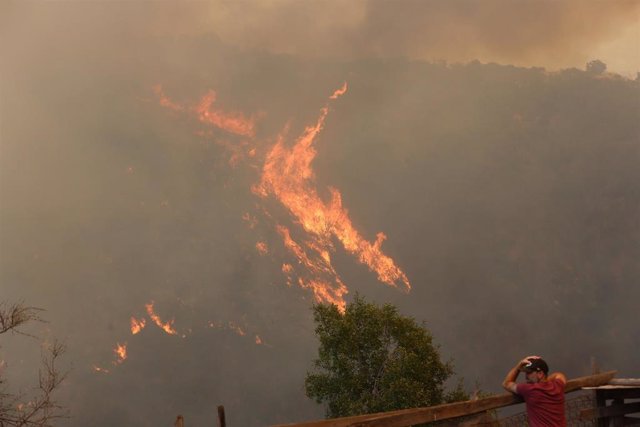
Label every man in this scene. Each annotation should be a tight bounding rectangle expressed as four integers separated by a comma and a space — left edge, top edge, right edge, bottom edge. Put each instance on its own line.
502, 355, 567, 426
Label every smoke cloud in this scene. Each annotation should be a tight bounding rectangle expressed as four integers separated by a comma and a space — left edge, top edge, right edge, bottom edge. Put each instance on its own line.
199, 0, 639, 74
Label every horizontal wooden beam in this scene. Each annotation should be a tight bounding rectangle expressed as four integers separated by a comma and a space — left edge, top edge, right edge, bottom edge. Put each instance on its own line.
565, 371, 618, 393
609, 379, 640, 386
273, 371, 617, 427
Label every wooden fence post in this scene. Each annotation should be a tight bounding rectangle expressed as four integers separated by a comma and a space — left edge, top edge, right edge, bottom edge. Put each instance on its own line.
217, 405, 226, 427
175, 415, 185, 427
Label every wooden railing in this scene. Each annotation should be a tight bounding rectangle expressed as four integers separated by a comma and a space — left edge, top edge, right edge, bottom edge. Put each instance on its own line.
272, 371, 617, 427
582, 379, 640, 426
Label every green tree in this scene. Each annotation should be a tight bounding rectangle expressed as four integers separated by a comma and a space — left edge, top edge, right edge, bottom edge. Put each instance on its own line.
305, 295, 467, 418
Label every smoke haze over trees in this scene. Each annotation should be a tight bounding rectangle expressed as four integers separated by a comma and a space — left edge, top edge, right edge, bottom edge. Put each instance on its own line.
1, 2, 638, 426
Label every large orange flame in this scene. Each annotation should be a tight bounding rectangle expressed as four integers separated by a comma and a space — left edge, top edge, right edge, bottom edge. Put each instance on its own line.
254, 84, 410, 305
276, 225, 348, 310
155, 82, 411, 310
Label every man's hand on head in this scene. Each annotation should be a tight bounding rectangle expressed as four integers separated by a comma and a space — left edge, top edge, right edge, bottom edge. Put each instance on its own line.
519, 355, 542, 369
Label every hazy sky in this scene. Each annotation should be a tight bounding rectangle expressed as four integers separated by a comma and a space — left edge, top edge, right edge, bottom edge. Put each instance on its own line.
1, 1, 639, 426
144, 0, 640, 76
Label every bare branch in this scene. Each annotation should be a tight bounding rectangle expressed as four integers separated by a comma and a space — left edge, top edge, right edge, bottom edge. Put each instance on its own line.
0, 303, 68, 427
0, 302, 44, 337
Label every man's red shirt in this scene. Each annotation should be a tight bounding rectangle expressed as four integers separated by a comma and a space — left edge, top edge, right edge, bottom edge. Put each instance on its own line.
516, 378, 566, 426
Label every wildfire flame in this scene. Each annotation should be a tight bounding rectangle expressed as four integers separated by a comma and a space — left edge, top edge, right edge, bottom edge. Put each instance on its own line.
194, 90, 256, 137
329, 82, 348, 99
153, 84, 185, 112
242, 212, 258, 229
97, 302, 268, 373
253, 84, 410, 309
145, 301, 178, 335
114, 342, 127, 364
228, 321, 246, 336
255, 241, 268, 255
155, 82, 411, 310
130, 317, 146, 335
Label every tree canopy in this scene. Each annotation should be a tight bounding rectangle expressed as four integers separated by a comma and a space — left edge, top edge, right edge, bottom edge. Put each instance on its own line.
305, 295, 466, 418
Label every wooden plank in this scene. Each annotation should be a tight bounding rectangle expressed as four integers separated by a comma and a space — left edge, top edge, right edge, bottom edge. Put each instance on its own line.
566, 371, 617, 392
610, 379, 640, 386
596, 390, 608, 427
272, 371, 616, 427
218, 405, 226, 427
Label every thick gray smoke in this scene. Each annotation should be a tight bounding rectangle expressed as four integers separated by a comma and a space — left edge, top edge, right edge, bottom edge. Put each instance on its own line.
168, 0, 640, 75
1, 2, 638, 426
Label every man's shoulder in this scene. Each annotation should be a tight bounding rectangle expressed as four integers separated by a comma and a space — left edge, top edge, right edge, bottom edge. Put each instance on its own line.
515, 382, 535, 396
549, 378, 566, 392
516, 379, 564, 396
548, 372, 567, 385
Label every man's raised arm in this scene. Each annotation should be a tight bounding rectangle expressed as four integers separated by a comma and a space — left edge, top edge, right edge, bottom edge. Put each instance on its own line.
502, 355, 541, 393
502, 360, 523, 393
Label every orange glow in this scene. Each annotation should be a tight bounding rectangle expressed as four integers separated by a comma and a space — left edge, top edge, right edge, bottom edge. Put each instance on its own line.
255, 241, 268, 255
145, 301, 178, 335
242, 212, 258, 229
113, 342, 127, 364
228, 321, 246, 336
255, 335, 263, 345
93, 365, 110, 374
130, 317, 146, 335
329, 82, 348, 99
155, 85, 256, 137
